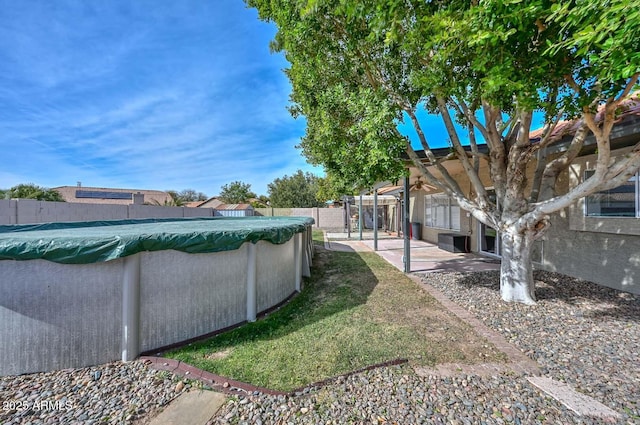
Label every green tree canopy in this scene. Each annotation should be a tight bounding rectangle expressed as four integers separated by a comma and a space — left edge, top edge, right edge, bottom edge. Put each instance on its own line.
219, 181, 256, 204
314, 170, 358, 202
166, 189, 208, 206
248, 0, 639, 304
267, 170, 326, 207
4, 183, 65, 201
250, 195, 270, 208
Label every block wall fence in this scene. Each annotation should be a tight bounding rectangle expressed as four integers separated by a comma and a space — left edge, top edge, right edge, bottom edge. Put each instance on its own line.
0, 200, 345, 230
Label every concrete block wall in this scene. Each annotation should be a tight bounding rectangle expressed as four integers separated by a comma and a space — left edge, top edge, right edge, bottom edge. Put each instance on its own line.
128, 204, 187, 219
254, 207, 343, 230
315, 208, 344, 231
0, 200, 16, 224
0, 199, 214, 224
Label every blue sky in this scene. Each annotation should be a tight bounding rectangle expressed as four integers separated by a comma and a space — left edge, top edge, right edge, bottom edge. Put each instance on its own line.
0, 0, 491, 197
0, 0, 326, 197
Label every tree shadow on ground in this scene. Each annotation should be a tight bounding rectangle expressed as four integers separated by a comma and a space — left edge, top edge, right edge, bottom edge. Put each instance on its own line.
167, 241, 380, 353
453, 269, 640, 323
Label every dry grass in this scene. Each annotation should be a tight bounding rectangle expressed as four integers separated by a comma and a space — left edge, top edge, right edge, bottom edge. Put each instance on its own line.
165, 231, 506, 391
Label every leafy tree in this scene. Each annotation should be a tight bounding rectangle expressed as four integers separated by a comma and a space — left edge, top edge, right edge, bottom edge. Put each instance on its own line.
5, 183, 65, 201
316, 171, 356, 203
166, 189, 208, 206
177, 189, 208, 202
267, 170, 326, 207
248, 0, 640, 304
250, 195, 270, 208
219, 181, 256, 204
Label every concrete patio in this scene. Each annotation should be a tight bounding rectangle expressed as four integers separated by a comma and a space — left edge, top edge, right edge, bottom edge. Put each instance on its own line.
324, 232, 501, 274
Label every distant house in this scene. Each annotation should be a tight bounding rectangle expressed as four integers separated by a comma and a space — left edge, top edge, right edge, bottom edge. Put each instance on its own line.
53, 185, 172, 205
184, 200, 206, 208
197, 197, 224, 208
214, 203, 254, 217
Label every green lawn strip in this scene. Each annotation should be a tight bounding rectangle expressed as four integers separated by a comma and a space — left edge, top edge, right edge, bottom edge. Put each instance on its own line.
165, 235, 506, 392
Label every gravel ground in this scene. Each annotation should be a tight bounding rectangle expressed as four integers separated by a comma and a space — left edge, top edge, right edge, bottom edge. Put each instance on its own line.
0, 360, 185, 424
420, 271, 640, 423
1, 271, 638, 424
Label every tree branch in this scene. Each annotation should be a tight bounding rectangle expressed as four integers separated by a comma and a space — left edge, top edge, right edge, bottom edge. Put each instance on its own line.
614, 73, 640, 104
482, 101, 508, 201
436, 96, 489, 208
536, 121, 589, 201
457, 99, 491, 143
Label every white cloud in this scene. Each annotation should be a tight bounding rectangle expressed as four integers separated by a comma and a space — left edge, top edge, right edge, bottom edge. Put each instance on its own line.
0, 0, 315, 198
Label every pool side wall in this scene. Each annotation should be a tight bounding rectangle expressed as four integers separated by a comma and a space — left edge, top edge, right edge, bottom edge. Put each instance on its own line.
0, 232, 309, 376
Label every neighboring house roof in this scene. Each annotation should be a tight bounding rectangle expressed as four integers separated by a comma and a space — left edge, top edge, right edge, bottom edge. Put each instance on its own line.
405, 93, 640, 164
529, 92, 640, 142
215, 203, 254, 210
53, 186, 172, 205
184, 200, 207, 208
394, 94, 640, 193
197, 197, 224, 208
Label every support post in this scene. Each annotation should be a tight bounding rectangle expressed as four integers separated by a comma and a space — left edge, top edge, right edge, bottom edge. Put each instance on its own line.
302, 228, 311, 277
358, 194, 363, 241
346, 199, 351, 238
294, 232, 302, 291
403, 175, 411, 273
122, 253, 141, 362
247, 243, 257, 322
373, 188, 378, 251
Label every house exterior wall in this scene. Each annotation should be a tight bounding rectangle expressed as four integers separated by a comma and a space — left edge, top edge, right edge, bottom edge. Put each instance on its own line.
405, 146, 639, 295
538, 149, 640, 294
53, 186, 172, 205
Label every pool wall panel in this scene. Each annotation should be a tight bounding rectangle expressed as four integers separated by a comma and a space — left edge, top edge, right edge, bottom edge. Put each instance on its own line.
0, 220, 313, 376
138, 247, 249, 352
0, 259, 122, 375
256, 239, 297, 313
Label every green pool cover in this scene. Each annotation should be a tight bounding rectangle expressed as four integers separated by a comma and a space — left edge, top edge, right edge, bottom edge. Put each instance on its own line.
0, 216, 314, 264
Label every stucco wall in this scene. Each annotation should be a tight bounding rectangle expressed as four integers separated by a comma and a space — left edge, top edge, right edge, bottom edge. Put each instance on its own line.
538, 153, 640, 294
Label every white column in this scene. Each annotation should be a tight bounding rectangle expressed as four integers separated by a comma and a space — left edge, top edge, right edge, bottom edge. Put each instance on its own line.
246, 243, 257, 322
374, 188, 379, 251
294, 232, 302, 291
302, 228, 311, 277
122, 253, 141, 362
308, 226, 314, 259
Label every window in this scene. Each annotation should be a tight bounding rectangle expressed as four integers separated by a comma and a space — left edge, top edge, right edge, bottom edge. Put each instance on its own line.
425, 194, 461, 230
584, 170, 639, 217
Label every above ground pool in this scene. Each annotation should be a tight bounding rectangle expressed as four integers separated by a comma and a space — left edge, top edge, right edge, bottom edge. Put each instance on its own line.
0, 216, 314, 376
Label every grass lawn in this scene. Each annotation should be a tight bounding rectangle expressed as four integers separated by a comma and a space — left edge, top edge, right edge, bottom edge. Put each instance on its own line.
164, 230, 506, 392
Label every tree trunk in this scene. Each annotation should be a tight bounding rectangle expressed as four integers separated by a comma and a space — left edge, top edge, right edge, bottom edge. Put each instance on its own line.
499, 226, 536, 305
